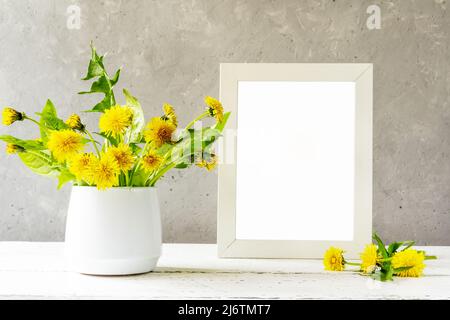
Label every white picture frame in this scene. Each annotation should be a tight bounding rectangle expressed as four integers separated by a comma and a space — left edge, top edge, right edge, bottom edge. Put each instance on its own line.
218, 63, 372, 259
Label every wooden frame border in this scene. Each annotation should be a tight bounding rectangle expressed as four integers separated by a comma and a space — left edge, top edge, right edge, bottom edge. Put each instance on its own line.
218, 63, 373, 259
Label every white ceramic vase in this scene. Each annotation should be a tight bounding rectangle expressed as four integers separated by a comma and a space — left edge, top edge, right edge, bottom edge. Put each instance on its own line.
65, 186, 162, 275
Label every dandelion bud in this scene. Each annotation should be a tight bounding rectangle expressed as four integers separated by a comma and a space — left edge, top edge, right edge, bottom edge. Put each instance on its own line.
66, 114, 85, 131
6, 143, 25, 155
2, 107, 25, 126
204, 96, 224, 122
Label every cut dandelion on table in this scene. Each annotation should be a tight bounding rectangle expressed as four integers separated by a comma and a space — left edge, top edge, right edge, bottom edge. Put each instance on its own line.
323, 232, 437, 281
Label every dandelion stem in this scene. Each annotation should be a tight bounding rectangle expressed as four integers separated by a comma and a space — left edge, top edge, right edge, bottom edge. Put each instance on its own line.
25, 150, 53, 164
125, 171, 130, 186
24, 115, 46, 130
184, 111, 209, 130
119, 172, 126, 186
149, 161, 176, 186
85, 129, 101, 157
129, 142, 149, 186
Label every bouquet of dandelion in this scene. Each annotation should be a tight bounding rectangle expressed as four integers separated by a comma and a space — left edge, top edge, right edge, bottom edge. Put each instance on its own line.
323, 233, 437, 281
1, 45, 229, 190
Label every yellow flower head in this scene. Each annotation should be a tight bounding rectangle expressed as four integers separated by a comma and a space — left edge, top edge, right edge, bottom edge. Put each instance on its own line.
6, 143, 25, 155
392, 249, 425, 277
90, 153, 120, 190
2, 107, 24, 126
144, 117, 176, 147
205, 96, 224, 122
106, 143, 135, 173
66, 114, 85, 131
142, 149, 163, 172
47, 129, 84, 163
360, 244, 379, 274
196, 153, 218, 171
99, 105, 133, 138
162, 103, 178, 127
69, 153, 97, 182
323, 247, 345, 271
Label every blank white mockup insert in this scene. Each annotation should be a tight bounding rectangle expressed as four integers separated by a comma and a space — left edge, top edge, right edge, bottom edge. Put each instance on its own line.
235, 81, 355, 241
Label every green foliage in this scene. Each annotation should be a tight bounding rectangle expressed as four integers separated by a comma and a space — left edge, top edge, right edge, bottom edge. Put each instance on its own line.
371, 233, 393, 281
57, 168, 76, 189
0, 135, 45, 151
129, 142, 142, 154
94, 132, 119, 148
18, 151, 59, 177
110, 69, 121, 86
174, 163, 189, 169
123, 89, 145, 143
213, 112, 230, 132
387, 241, 414, 255
369, 233, 436, 281
82, 48, 104, 80
80, 44, 120, 113
37, 100, 69, 143
169, 122, 227, 169
128, 168, 148, 187
373, 233, 388, 259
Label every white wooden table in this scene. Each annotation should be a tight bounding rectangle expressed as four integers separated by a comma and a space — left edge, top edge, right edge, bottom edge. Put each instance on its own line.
0, 242, 448, 299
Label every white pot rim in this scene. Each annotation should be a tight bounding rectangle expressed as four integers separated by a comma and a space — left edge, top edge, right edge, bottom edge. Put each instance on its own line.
71, 185, 157, 191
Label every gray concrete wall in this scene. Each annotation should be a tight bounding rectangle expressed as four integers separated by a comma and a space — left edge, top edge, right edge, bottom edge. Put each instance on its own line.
0, 0, 449, 245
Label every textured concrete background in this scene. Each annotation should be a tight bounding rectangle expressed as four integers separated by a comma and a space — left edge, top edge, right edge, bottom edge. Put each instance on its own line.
0, 0, 449, 244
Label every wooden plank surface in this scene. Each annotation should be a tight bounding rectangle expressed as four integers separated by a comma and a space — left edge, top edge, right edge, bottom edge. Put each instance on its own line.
0, 242, 448, 299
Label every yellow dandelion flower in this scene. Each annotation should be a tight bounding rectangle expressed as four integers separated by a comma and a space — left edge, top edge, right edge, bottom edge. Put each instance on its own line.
196, 154, 218, 171
204, 96, 224, 122
2, 107, 24, 126
162, 103, 178, 127
360, 244, 379, 274
66, 114, 85, 131
106, 143, 135, 173
47, 129, 84, 163
392, 249, 425, 277
99, 105, 133, 138
323, 247, 345, 271
142, 150, 163, 172
69, 153, 97, 182
6, 143, 25, 155
90, 153, 120, 190
144, 117, 176, 147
